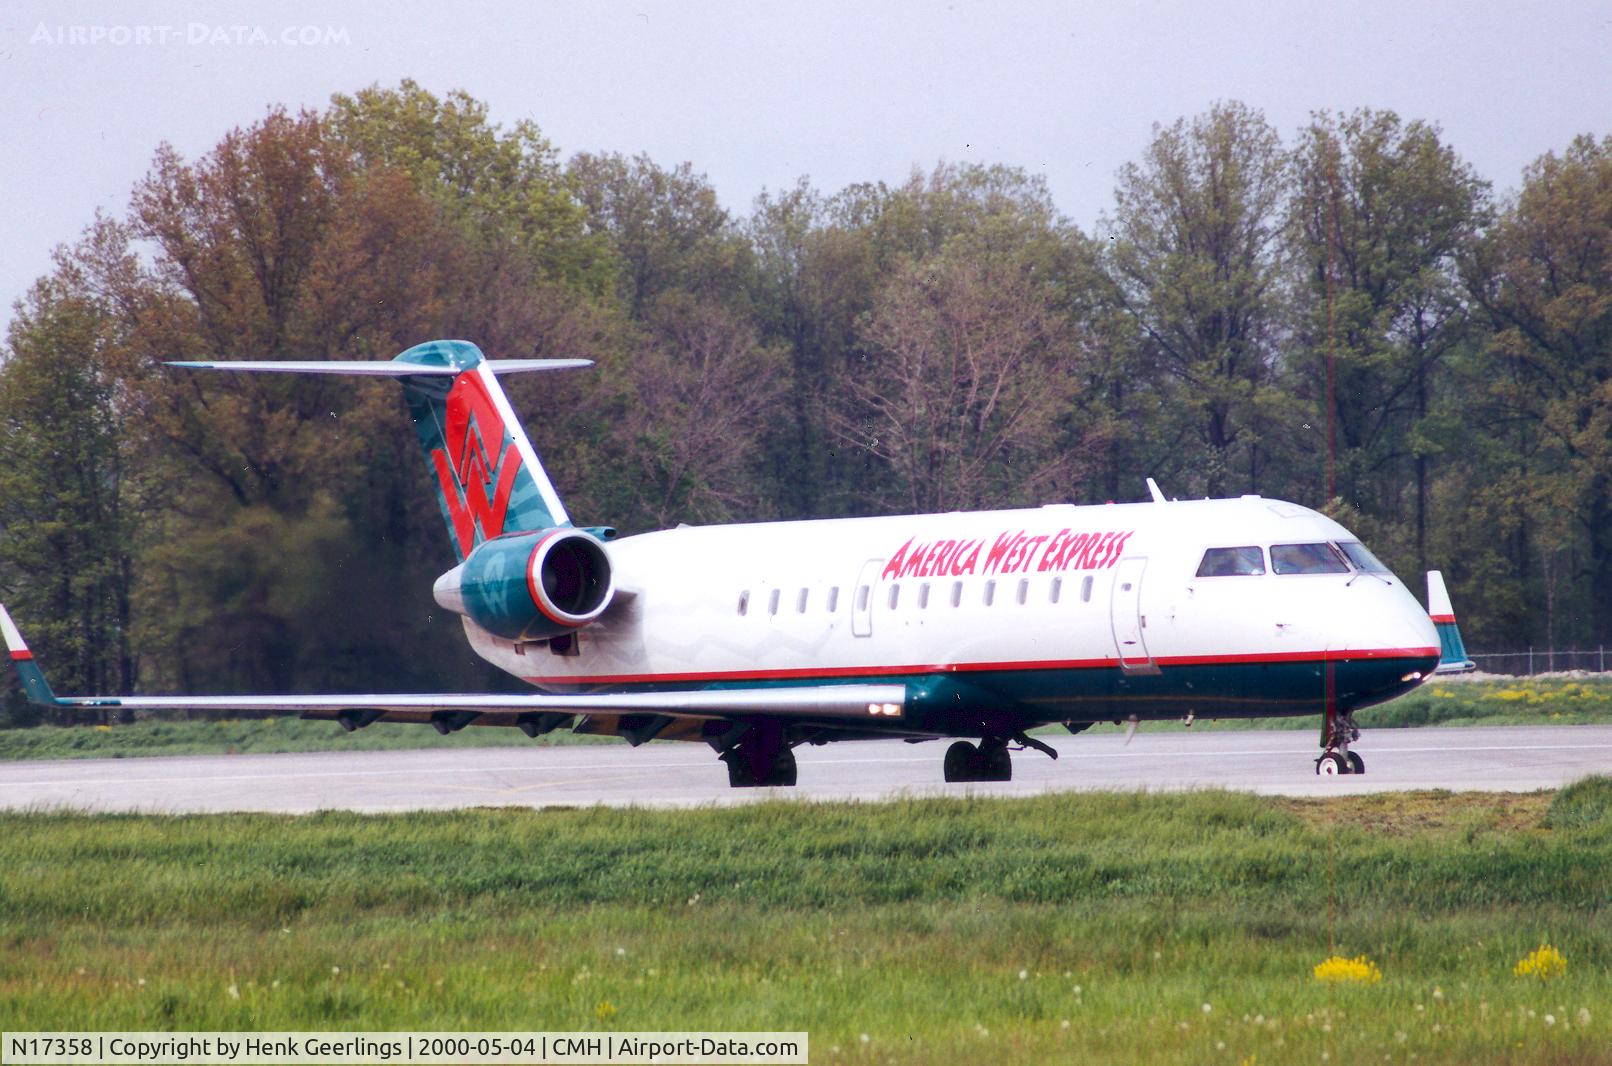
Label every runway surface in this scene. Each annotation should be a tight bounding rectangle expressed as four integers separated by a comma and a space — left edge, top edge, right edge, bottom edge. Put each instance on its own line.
2, 725, 1609, 813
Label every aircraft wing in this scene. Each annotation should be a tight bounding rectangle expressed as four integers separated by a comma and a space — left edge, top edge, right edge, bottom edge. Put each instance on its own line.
1, 605, 905, 726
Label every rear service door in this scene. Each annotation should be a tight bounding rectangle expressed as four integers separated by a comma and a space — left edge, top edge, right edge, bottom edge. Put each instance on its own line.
1110, 556, 1159, 674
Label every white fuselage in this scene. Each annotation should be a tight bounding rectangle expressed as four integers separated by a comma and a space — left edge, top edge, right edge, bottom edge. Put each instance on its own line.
461, 496, 1440, 730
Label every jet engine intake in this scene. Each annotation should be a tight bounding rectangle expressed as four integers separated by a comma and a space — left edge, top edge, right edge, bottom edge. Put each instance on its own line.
433, 528, 614, 642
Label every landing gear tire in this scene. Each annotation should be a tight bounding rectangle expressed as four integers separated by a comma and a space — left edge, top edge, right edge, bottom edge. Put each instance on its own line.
1315, 751, 1348, 776
1317, 709, 1364, 777
943, 741, 978, 782
723, 731, 797, 788
764, 746, 798, 787
725, 755, 757, 787
977, 740, 1012, 782
943, 740, 1013, 782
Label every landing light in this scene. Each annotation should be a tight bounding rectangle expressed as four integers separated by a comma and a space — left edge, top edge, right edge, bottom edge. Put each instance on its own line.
867, 702, 902, 717
1401, 671, 1423, 682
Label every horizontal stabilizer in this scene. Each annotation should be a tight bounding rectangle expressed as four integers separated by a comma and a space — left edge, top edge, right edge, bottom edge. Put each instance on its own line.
167, 359, 592, 376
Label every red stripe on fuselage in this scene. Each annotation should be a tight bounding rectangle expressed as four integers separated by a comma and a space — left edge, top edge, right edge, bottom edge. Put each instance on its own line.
522, 646, 1440, 688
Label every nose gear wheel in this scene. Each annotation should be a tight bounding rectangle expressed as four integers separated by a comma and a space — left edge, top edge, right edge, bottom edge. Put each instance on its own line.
1315, 710, 1365, 775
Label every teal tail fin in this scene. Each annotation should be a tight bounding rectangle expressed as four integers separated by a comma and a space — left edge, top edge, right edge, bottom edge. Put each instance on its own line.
1426, 570, 1476, 674
392, 340, 575, 561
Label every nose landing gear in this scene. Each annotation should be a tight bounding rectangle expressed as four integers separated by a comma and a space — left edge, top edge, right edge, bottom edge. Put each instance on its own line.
1315, 711, 1366, 775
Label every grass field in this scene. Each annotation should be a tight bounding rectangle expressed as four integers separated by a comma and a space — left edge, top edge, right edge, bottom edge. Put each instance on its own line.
3, 783, 1610, 1063
4, 676, 1611, 763
0, 713, 610, 761
1095, 674, 1612, 736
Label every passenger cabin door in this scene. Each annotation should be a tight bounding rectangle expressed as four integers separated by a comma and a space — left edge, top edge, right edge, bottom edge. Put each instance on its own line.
851, 558, 881, 638
1110, 556, 1159, 674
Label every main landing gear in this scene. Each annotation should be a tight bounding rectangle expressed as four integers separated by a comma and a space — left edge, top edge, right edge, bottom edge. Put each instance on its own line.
943, 732, 1059, 783
1315, 710, 1366, 776
944, 739, 1011, 782
717, 720, 798, 788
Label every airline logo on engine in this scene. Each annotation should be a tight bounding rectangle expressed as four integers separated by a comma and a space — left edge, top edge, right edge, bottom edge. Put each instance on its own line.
880, 528, 1134, 581
431, 371, 522, 557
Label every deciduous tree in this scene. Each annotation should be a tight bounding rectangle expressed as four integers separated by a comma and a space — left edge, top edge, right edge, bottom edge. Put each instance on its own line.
1104, 101, 1290, 497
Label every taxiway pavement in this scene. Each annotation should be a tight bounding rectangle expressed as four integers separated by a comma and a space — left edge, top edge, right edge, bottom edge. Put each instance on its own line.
2, 724, 1608, 813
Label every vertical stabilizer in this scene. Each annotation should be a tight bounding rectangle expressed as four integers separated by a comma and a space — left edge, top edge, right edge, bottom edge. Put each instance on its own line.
394, 340, 571, 562
1426, 570, 1476, 674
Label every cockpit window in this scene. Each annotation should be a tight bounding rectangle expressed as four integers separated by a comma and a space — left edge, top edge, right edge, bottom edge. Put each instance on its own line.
1337, 540, 1392, 574
1271, 542, 1351, 575
1196, 546, 1266, 577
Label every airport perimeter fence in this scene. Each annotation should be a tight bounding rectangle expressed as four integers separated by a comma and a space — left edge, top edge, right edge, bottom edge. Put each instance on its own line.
1467, 647, 1610, 675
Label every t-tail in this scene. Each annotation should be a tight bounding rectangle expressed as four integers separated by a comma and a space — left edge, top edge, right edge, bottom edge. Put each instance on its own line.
391, 340, 573, 561
170, 341, 616, 642
1426, 570, 1476, 674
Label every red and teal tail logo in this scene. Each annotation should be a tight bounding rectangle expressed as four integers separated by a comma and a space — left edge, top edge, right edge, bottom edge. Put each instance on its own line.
394, 341, 570, 561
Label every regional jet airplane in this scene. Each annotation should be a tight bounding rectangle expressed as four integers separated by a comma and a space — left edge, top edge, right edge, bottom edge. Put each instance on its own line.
2, 340, 1470, 786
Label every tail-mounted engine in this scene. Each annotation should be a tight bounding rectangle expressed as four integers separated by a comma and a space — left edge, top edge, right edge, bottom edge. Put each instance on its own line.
433, 528, 614, 642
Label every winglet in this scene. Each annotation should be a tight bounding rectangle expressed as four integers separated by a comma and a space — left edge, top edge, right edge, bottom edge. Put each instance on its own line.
1146, 478, 1167, 505
0, 605, 61, 706
1426, 572, 1476, 674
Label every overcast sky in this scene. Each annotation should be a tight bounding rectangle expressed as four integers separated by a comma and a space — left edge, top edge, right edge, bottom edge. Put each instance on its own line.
3, 0, 1609, 338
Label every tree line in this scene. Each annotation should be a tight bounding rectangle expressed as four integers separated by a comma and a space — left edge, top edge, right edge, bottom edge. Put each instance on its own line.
2, 82, 1609, 719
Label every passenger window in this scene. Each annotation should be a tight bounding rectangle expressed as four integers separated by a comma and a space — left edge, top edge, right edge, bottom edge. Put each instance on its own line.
768, 589, 780, 615
918, 582, 930, 608
827, 586, 839, 612
797, 588, 808, 613
951, 581, 962, 607
1016, 578, 1029, 605
1081, 575, 1093, 602
737, 590, 749, 616
984, 580, 996, 606
888, 584, 900, 609
1196, 546, 1266, 577
1050, 577, 1062, 604
1271, 543, 1350, 575
857, 585, 869, 611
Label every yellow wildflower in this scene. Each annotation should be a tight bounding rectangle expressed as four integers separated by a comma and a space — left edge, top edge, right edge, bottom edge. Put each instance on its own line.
595, 1000, 617, 1021
1513, 945, 1566, 981
1313, 955, 1382, 984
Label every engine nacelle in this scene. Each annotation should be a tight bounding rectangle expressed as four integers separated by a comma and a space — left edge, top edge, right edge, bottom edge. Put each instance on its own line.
433, 528, 614, 642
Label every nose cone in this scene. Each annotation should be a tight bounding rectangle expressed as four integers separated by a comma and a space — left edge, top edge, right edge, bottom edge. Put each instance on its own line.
1328, 576, 1439, 655
1382, 588, 1440, 657
1330, 577, 1441, 708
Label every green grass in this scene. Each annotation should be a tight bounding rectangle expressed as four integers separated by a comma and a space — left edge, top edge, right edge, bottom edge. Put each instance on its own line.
2, 787, 1609, 1063
1084, 675, 1612, 736
3, 677, 1610, 762
0, 715, 614, 761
